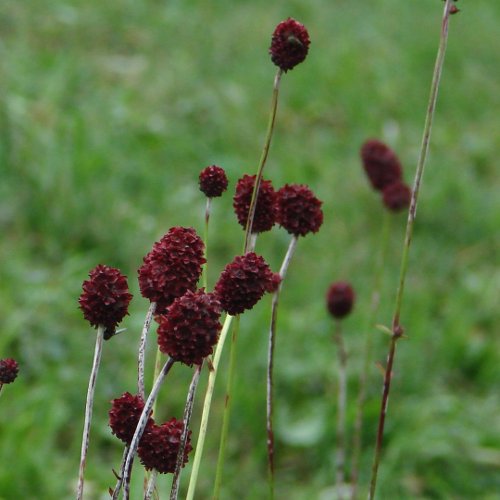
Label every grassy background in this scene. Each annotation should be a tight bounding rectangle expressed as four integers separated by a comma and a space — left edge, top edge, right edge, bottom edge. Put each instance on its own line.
1, 0, 499, 498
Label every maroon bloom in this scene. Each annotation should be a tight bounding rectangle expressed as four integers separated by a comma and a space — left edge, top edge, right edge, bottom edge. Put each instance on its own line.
0, 358, 19, 384
360, 139, 402, 192
214, 252, 275, 315
79, 265, 132, 333
382, 181, 411, 212
138, 227, 206, 314
276, 184, 324, 237
326, 282, 355, 319
233, 174, 277, 234
109, 392, 153, 445
270, 18, 310, 72
138, 418, 192, 474
157, 290, 223, 366
199, 165, 229, 198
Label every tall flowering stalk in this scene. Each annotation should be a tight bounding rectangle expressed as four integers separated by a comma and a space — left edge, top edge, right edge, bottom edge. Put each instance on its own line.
368, 1, 455, 497
76, 264, 132, 500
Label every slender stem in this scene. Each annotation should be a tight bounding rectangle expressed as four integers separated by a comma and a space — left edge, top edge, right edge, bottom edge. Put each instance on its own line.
243, 69, 283, 253
186, 314, 234, 500
334, 321, 348, 498
138, 302, 157, 400
76, 325, 105, 500
170, 364, 202, 500
212, 317, 241, 499
350, 212, 392, 499
144, 469, 158, 500
113, 357, 175, 499
368, 3, 453, 498
266, 236, 298, 498
203, 198, 212, 290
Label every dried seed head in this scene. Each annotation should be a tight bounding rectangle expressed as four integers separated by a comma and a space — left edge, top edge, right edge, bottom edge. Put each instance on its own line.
360, 139, 403, 192
199, 165, 229, 198
138, 418, 192, 474
78, 265, 132, 332
270, 18, 310, 72
138, 227, 206, 314
276, 184, 324, 237
382, 181, 411, 212
0, 358, 19, 384
214, 252, 275, 315
109, 392, 153, 445
157, 290, 222, 366
233, 174, 277, 234
326, 281, 355, 319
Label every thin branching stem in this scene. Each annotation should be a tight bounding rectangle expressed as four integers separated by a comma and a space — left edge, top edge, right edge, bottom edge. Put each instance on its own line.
368, 2, 453, 498
76, 325, 105, 500
266, 235, 298, 498
170, 364, 202, 500
138, 302, 157, 400
203, 197, 212, 290
334, 320, 348, 499
350, 212, 392, 499
243, 69, 282, 253
186, 314, 234, 500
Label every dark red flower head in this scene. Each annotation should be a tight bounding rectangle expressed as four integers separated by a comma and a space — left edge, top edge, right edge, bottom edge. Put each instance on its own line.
157, 290, 222, 366
233, 174, 277, 234
79, 265, 132, 332
138, 418, 192, 474
270, 18, 310, 72
326, 281, 355, 319
382, 181, 411, 212
214, 252, 275, 315
138, 227, 206, 314
276, 184, 323, 237
0, 358, 19, 384
199, 165, 229, 198
360, 139, 402, 192
109, 392, 154, 445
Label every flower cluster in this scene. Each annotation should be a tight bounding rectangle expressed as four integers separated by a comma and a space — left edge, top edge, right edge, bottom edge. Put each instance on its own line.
138, 418, 192, 474
78, 265, 132, 333
138, 227, 206, 314
0, 358, 19, 384
109, 392, 153, 445
326, 281, 355, 319
276, 184, 324, 237
215, 252, 275, 315
157, 290, 223, 366
270, 18, 310, 72
199, 165, 229, 198
233, 175, 277, 234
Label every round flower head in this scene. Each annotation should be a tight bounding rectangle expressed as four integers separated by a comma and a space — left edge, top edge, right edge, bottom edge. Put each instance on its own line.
326, 281, 355, 319
233, 174, 277, 234
214, 252, 275, 315
382, 181, 411, 212
157, 290, 223, 366
360, 139, 402, 192
138, 418, 192, 474
138, 227, 206, 314
276, 184, 324, 237
199, 165, 229, 198
78, 265, 133, 333
109, 392, 154, 445
0, 358, 19, 384
270, 18, 310, 72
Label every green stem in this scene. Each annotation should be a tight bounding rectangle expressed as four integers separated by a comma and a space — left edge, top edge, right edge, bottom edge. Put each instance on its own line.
368, 2, 453, 498
203, 197, 212, 290
138, 302, 157, 401
186, 314, 234, 500
212, 316, 241, 499
243, 69, 282, 253
350, 212, 392, 499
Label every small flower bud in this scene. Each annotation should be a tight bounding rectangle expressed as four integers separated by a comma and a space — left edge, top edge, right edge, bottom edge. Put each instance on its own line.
382, 181, 411, 212
326, 281, 355, 319
360, 139, 402, 192
0, 358, 19, 384
199, 165, 229, 198
270, 18, 310, 72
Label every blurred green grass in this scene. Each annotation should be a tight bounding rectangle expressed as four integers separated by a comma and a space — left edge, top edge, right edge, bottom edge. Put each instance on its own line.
1, 0, 499, 498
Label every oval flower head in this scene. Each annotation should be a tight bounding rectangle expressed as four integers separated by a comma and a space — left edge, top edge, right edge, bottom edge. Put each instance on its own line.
382, 181, 411, 213
0, 358, 19, 384
270, 18, 310, 72
326, 281, 356, 320
199, 165, 229, 198
360, 139, 402, 192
